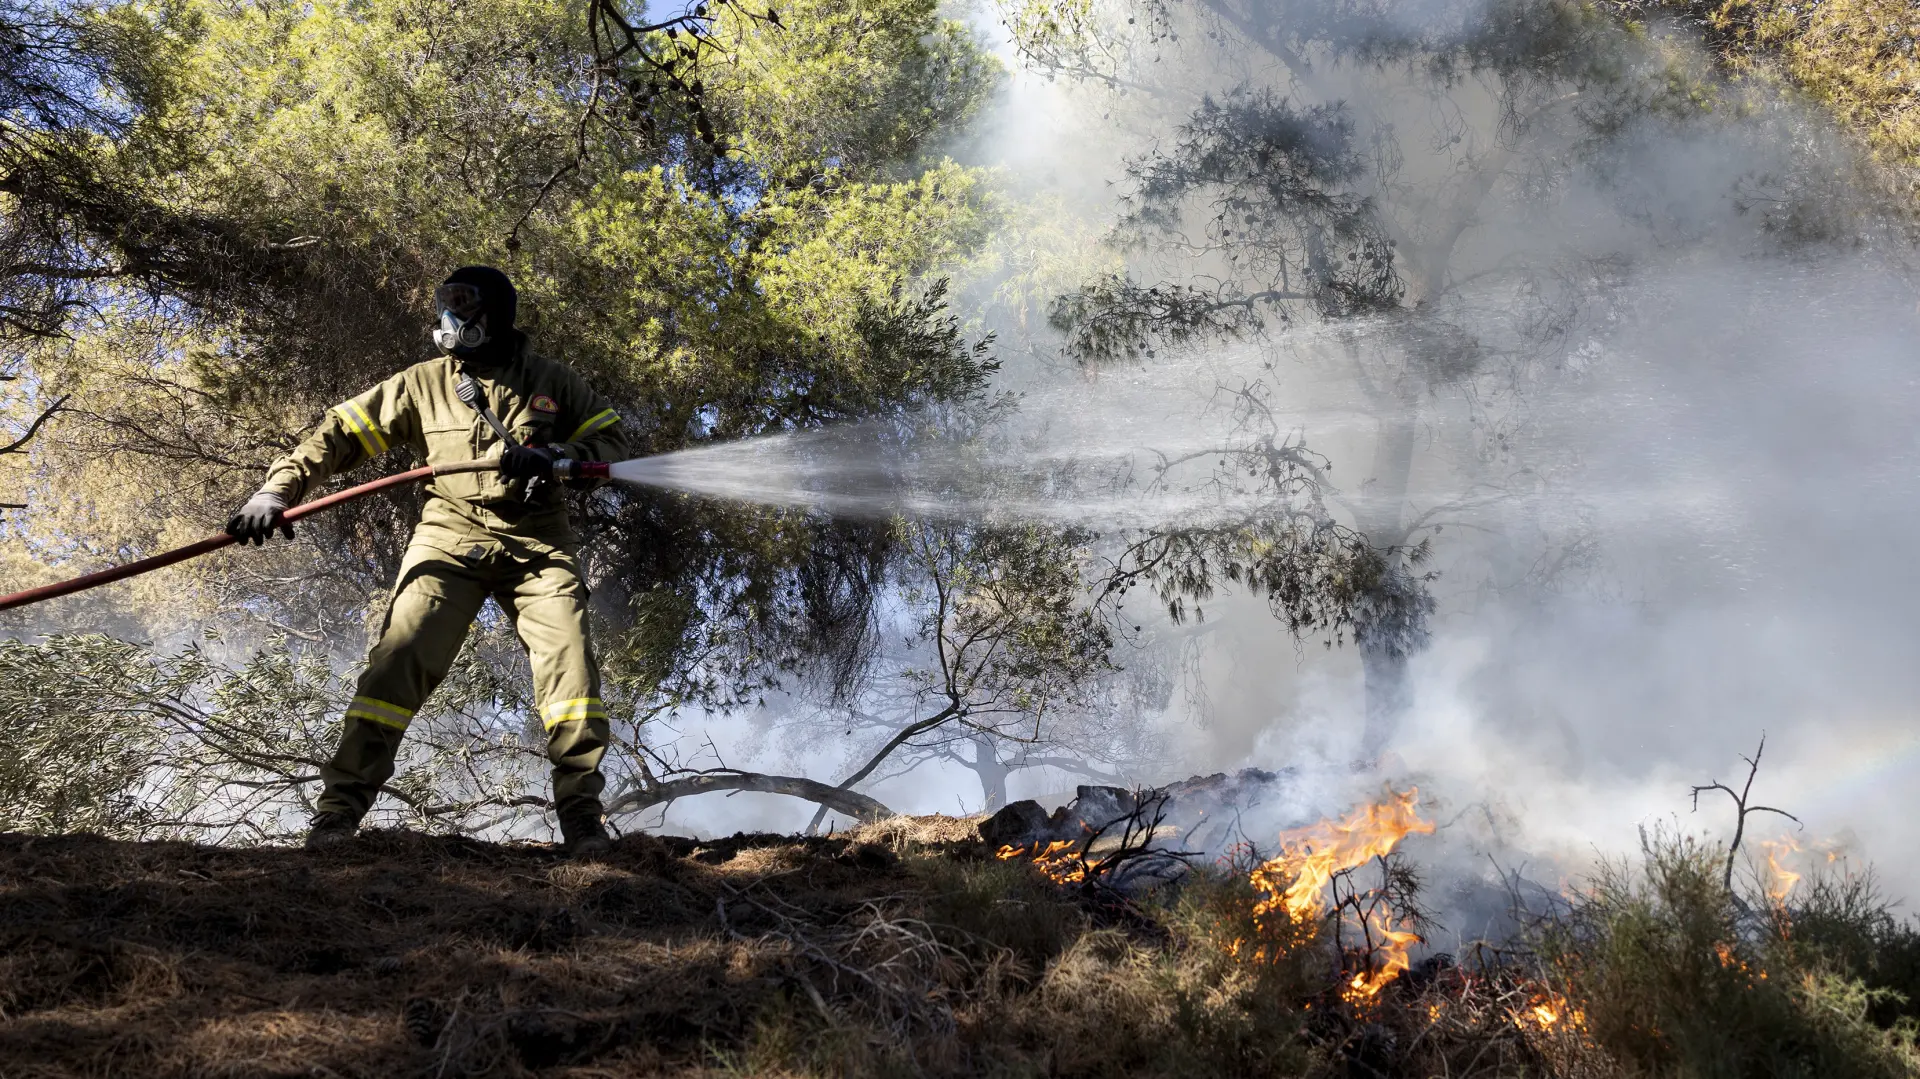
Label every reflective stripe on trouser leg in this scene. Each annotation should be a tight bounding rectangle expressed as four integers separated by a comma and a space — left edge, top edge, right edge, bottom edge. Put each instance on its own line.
503, 550, 608, 821
346, 696, 414, 729
317, 545, 490, 820
542, 697, 606, 728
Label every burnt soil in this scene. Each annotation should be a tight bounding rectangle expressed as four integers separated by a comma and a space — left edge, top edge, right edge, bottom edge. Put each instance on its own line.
0, 825, 973, 1078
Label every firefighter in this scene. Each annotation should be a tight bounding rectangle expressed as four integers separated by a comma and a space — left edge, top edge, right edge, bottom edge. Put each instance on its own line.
226, 266, 629, 854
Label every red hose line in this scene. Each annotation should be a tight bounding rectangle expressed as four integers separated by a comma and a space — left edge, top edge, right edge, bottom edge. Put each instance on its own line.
0, 461, 493, 614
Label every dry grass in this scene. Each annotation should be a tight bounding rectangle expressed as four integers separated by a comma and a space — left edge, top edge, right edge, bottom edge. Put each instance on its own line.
0, 828, 942, 1078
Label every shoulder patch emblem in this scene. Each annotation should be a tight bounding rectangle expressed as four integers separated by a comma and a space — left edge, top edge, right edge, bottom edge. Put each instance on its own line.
530, 394, 559, 414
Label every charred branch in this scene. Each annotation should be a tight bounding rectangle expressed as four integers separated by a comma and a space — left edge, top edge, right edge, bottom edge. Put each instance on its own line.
607, 770, 895, 823
1691, 733, 1801, 893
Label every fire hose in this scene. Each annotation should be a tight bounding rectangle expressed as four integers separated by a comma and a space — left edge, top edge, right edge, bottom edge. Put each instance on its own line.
0, 457, 609, 614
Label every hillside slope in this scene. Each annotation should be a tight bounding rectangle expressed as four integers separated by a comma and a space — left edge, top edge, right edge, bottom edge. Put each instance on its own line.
5, 820, 1918, 1079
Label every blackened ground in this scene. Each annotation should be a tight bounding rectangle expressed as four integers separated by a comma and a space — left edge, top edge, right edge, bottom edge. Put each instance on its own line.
0, 821, 985, 1079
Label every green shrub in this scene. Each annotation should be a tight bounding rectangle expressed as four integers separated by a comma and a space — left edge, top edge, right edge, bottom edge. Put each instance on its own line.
1768, 867, 1920, 1029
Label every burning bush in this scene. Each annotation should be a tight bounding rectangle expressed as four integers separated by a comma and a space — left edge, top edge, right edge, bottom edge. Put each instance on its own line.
982, 789, 1920, 1079
1536, 828, 1920, 1078
1245, 786, 1436, 1002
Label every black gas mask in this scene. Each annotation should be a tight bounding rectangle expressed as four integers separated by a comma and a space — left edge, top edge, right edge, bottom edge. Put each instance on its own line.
432, 281, 489, 356
433, 265, 521, 371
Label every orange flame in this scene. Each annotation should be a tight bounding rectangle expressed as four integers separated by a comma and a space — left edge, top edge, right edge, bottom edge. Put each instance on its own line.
1249, 787, 1435, 924
1511, 990, 1585, 1032
1714, 940, 1768, 981
1760, 838, 1802, 905
997, 839, 1087, 885
1341, 920, 1424, 1003
1246, 787, 1436, 1003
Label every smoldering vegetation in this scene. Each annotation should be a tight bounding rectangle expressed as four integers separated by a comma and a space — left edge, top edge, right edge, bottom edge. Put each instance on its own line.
3, 810, 1919, 1079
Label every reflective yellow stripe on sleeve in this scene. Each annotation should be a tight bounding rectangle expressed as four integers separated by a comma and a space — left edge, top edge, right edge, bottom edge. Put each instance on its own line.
331, 401, 390, 457
347, 696, 414, 730
567, 408, 621, 443
542, 697, 607, 729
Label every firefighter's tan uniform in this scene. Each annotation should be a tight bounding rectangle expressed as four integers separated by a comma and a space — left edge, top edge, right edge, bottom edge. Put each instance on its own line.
262, 339, 630, 824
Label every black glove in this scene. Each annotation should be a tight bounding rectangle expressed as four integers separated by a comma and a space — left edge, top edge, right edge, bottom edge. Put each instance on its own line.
500, 445, 555, 482
226, 490, 293, 545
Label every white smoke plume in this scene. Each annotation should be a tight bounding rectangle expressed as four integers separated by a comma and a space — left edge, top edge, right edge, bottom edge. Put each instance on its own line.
648, 2, 1920, 925
639, 0, 1920, 938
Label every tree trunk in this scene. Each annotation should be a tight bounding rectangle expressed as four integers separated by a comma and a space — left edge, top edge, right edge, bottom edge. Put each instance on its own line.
1354, 381, 1421, 761
1359, 643, 1410, 764
1348, 147, 1511, 762
967, 736, 1010, 812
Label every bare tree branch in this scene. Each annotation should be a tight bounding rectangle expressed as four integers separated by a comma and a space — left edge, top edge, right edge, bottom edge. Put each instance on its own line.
606, 770, 895, 822
0, 391, 66, 456
1691, 733, 1802, 892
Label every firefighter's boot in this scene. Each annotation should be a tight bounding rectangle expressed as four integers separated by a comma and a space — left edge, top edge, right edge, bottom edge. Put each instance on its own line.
304, 810, 360, 850
560, 811, 611, 857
